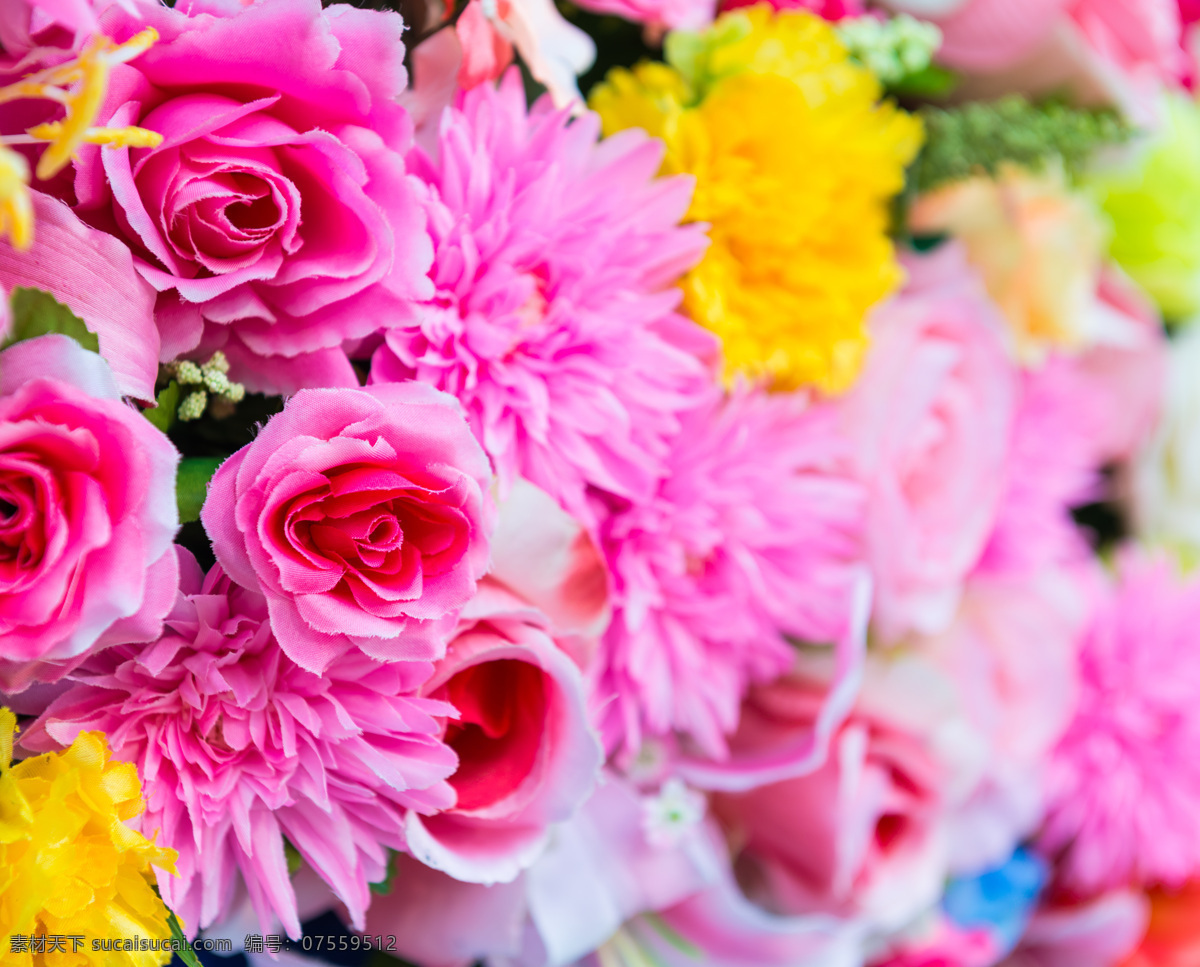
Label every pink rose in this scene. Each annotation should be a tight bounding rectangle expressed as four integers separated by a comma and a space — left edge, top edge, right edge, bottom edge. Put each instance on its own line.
404, 579, 603, 885
711, 657, 963, 933
0, 334, 178, 691
840, 245, 1016, 642
202, 382, 493, 675
72, 0, 434, 392
0, 0, 154, 57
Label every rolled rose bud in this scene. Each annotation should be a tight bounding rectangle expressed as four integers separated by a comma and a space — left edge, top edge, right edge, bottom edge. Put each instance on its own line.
202, 381, 493, 674
0, 334, 179, 691
404, 579, 603, 885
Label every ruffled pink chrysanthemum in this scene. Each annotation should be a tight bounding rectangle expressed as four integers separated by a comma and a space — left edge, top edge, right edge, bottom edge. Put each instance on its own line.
1041, 549, 1200, 895
23, 550, 457, 939
370, 71, 716, 526
596, 387, 864, 759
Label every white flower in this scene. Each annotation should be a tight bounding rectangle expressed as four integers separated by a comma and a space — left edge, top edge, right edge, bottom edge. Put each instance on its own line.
641, 778, 706, 847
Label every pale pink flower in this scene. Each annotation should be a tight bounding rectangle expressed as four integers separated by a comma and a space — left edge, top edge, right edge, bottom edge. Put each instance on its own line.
371, 72, 715, 526
1004, 890, 1149, 967
202, 382, 493, 675
840, 244, 1017, 643
1042, 549, 1200, 895
404, 580, 603, 885
24, 549, 458, 939
0, 334, 178, 692
69, 0, 433, 392
594, 386, 864, 759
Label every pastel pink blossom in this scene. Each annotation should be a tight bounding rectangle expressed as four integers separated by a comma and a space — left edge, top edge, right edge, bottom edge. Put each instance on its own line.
710, 656, 956, 933
1042, 549, 1200, 895
595, 386, 864, 759
70, 0, 433, 392
575, 0, 716, 32
24, 549, 458, 939
884, 0, 1187, 120
0, 0, 154, 56
870, 917, 998, 967
202, 382, 493, 675
367, 772, 719, 967
840, 244, 1016, 642
404, 579, 603, 885
370, 72, 715, 527
0, 190, 161, 401
1004, 890, 1149, 967
0, 334, 178, 692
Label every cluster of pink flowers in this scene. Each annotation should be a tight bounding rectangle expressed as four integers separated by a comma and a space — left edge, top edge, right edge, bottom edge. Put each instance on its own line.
3, 0, 1200, 966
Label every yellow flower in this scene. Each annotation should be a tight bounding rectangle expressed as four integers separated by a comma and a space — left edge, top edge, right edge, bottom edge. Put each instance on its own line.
911, 161, 1111, 363
590, 5, 922, 392
0, 708, 178, 966
0, 145, 34, 252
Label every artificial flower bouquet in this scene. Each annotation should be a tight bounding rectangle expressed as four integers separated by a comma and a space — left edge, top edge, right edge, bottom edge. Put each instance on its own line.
3, 0, 1200, 965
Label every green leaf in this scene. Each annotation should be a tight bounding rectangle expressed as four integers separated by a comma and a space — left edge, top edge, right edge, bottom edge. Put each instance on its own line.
144, 381, 180, 434
168, 910, 203, 967
887, 64, 958, 99
284, 838, 304, 877
176, 456, 224, 525
369, 850, 398, 896
5, 287, 99, 353
641, 913, 703, 959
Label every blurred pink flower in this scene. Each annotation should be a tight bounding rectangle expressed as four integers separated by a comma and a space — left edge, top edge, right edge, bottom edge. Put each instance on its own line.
840, 244, 1016, 642
1042, 549, 1200, 896
202, 382, 493, 675
883, 0, 1186, 121
70, 0, 433, 392
595, 386, 864, 759
371, 72, 715, 526
1004, 890, 1149, 967
710, 655, 959, 934
404, 580, 603, 885
0, 334, 178, 692
721, 0, 862, 19
24, 549, 458, 939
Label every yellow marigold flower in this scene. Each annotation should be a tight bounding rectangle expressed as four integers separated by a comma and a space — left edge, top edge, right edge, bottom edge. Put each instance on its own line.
0, 708, 178, 966
590, 5, 923, 392
0, 145, 34, 251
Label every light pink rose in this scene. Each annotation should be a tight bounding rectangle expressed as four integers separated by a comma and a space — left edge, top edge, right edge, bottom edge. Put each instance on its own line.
202, 382, 493, 675
0, 334, 178, 691
0, 190, 161, 401
710, 656, 970, 934
70, 0, 434, 391
0, 0, 154, 57
883, 0, 1187, 121
840, 245, 1017, 642
404, 579, 603, 885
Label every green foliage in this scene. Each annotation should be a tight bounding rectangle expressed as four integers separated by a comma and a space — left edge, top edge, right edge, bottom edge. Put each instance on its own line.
176, 456, 224, 525
167, 910, 203, 967
886, 63, 957, 100
4, 287, 99, 353
144, 381, 180, 434
912, 95, 1131, 194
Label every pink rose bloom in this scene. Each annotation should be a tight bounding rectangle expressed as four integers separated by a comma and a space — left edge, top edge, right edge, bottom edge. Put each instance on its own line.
71, 0, 434, 392
405, 579, 603, 885
0, 0, 154, 57
1042, 549, 1200, 896
0, 334, 178, 692
202, 382, 493, 675
840, 244, 1016, 643
371, 73, 714, 527
0, 190, 161, 401
871, 917, 998, 967
710, 656, 961, 934
595, 386, 864, 759
883, 0, 1186, 121
24, 548, 458, 938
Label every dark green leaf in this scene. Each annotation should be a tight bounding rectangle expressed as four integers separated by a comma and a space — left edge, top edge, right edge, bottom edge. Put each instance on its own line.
5, 287, 99, 353
887, 64, 958, 100
144, 381, 180, 434
369, 850, 398, 896
177, 456, 224, 525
